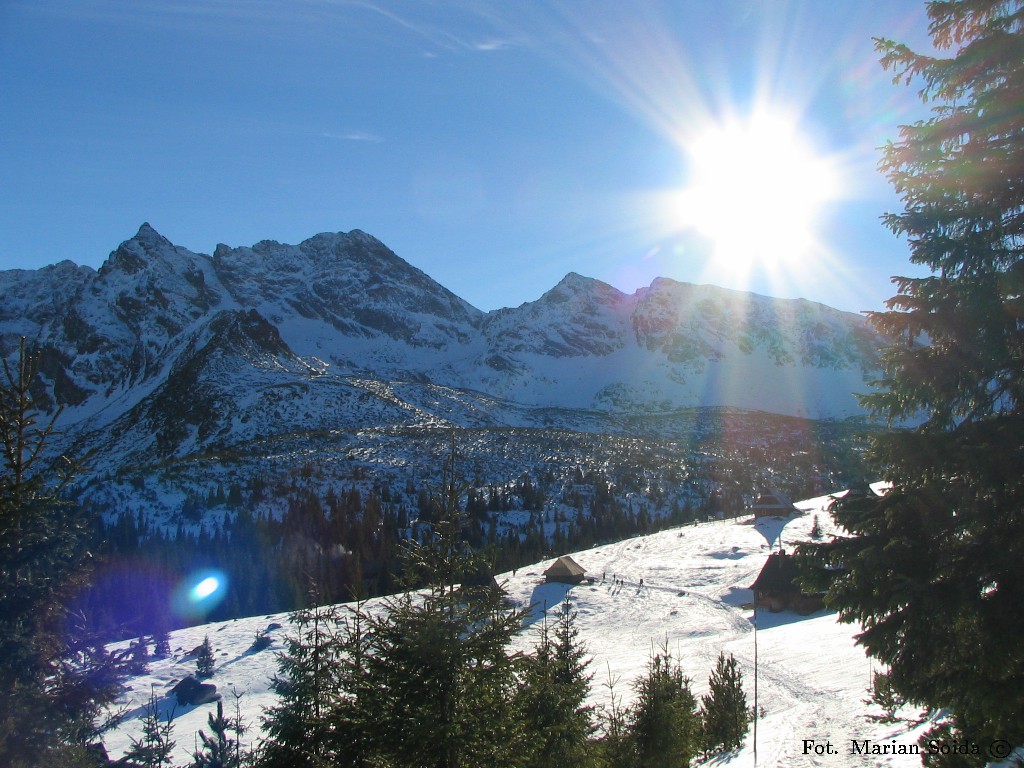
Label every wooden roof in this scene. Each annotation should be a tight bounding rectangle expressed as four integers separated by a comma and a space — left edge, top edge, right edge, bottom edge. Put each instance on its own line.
749, 552, 801, 592
544, 555, 586, 579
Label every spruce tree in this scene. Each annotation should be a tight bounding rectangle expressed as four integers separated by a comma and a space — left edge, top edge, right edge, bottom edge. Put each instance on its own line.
196, 635, 215, 679
798, 0, 1024, 746
595, 672, 636, 768
700, 652, 748, 754
192, 700, 235, 768
123, 690, 177, 768
519, 598, 596, 768
257, 603, 352, 767
0, 337, 127, 766
154, 629, 172, 660
629, 644, 700, 768
357, 434, 530, 768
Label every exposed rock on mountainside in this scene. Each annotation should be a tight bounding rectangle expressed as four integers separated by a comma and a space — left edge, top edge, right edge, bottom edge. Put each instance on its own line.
0, 224, 884, 525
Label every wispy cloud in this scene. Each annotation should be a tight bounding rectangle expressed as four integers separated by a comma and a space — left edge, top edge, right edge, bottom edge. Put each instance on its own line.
472, 39, 511, 52
335, 0, 526, 54
322, 131, 384, 143
29, 0, 529, 55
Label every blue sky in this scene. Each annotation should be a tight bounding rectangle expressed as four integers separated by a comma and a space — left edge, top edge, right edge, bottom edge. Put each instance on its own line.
0, 0, 934, 314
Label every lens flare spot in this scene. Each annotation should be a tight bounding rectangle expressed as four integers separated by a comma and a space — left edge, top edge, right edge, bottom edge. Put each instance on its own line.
172, 569, 228, 620
192, 577, 220, 600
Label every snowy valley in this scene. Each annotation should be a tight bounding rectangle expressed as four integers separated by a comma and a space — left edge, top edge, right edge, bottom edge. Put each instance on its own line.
104, 494, 945, 768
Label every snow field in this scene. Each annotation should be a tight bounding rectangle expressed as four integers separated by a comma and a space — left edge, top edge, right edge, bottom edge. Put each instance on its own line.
106, 493, 932, 767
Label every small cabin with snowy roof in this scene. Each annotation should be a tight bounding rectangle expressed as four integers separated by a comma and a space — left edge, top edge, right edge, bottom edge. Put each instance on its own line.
544, 555, 587, 585
748, 551, 823, 614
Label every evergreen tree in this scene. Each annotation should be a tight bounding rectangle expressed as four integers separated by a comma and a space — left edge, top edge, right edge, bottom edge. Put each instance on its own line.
798, 0, 1024, 745
595, 672, 636, 768
700, 652, 748, 754
629, 644, 700, 768
123, 690, 177, 768
869, 670, 906, 724
129, 638, 152, 675
519, 598, 596, 768
257, 604, 352, 768
357, 434, 530, 768
196, 635, 215, 679
192, 700, 235, 768
154, 629, 172, 660
0, 337, 127, 766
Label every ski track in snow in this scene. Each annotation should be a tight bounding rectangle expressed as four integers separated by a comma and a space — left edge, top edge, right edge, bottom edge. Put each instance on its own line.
105, 494, 948, 767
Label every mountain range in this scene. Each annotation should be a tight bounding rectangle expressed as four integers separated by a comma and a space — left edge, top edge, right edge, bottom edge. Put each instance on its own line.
0, 224, 884, 524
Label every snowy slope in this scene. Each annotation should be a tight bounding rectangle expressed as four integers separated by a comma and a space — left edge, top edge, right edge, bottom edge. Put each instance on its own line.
103, 492, 947, 768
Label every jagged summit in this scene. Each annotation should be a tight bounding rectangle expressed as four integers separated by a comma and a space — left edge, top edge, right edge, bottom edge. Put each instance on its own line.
544, 271, 620, 299
0, 225, 883, 474
134, 221, 165, 242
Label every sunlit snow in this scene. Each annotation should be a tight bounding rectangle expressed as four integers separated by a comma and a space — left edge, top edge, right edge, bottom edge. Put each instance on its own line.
104, 493, 963, 767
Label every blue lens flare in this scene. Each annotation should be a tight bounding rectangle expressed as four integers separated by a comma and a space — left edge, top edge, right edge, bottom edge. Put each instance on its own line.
172, 569, 228, 620
192, 576, 220, 600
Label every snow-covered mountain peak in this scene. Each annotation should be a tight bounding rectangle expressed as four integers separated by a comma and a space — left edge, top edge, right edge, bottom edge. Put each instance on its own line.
0, 225, 887, 474
543, 271, 624, 304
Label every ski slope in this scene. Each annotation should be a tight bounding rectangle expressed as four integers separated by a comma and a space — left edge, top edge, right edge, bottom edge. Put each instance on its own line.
105, 493, 969, 766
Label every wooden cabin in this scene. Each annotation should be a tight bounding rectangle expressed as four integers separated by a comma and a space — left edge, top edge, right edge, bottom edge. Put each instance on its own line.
749, 551, 823, 614
749, 490, 799, 519
543, 555, 587, 585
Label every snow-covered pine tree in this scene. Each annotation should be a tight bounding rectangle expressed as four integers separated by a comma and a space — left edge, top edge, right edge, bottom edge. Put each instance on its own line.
700, 652, 749, 754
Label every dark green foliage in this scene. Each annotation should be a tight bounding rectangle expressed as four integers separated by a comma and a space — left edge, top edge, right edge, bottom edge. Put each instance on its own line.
196, 635, 215, 679
257, 603, 369, 768
0, 338, 127, 766
355, 436, 531, 768
799, 0, 1024, 747
128, 638, 151, 675
248, 631, 271, 654
154, 629, 172, 659
518, 598, 596, 768
869, 670, 906, 723
700, 652, 749, 753
123, 691, 176, 768
594, 674, 636, 768
630, 644, 700, 768
919, 716, 989, 768
359, 586, 527, 768
191, 700, 236, 768
259, 433, 532, 768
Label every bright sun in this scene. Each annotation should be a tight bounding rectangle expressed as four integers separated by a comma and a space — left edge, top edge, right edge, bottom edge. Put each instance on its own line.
673, 111, 839, 277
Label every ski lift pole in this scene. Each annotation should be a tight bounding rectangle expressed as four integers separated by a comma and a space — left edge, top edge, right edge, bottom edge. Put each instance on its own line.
753, 600, 758, 767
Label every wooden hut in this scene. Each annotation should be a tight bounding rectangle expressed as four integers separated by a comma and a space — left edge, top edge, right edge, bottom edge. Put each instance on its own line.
543, 555, 587, 585
749, 490, 799, 519
749, 551, 823, 614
